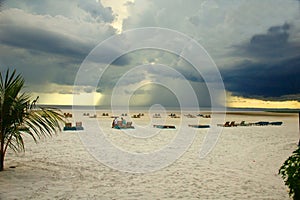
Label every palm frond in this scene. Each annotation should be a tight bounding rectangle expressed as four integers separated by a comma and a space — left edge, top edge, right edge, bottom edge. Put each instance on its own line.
1, 69, 65, 171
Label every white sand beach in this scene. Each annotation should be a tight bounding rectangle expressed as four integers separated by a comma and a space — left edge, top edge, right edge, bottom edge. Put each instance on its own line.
0, 110, 299, 199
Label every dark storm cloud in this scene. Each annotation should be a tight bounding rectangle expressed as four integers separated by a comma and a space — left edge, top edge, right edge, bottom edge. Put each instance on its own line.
0, 7, 126, 90
250, 24, 289, 51
221, 56, 300, 100
222, 23, 300, 101
0, 0, 4, 11
0, 25, 91, 60
235, 23, 299, 60
110, 55, 131, 66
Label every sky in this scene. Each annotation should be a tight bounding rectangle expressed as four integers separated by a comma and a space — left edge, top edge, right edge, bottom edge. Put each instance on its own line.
0, 0, 299, 109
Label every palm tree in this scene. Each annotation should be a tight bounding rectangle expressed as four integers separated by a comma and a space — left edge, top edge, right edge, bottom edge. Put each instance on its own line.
279, 147, 300, 200
0, 69, 65, 171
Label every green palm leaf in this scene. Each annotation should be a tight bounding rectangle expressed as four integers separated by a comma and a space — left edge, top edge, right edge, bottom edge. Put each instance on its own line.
0, 69, 65, 171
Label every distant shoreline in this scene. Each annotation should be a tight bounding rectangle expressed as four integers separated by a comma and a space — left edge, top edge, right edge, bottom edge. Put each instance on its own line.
37, 104, 300, 113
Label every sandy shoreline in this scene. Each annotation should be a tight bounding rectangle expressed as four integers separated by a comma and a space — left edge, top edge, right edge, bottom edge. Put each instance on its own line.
0, 110, 299, 199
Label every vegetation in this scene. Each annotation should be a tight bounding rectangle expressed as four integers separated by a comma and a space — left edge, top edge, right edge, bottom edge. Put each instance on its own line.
279, 146, 300, 200
0, 69, 65, 171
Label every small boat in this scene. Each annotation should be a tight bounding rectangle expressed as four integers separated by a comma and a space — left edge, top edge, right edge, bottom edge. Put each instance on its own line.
188, 124, 210, 128
153, 124, 176, 129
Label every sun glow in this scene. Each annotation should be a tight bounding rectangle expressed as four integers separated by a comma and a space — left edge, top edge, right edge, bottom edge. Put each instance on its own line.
227, 93, 300, 109
33, 92, 103, 106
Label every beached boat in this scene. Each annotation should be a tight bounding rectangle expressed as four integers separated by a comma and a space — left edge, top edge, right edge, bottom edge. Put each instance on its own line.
188, 124, 210, 128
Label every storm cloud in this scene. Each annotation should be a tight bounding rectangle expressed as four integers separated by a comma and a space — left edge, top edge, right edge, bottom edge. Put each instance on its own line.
0, 6, 117, 90
1, 0, 299, 106
222, 23, 300, 101
221, 57, 300, 100
234, 23, 300, 61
